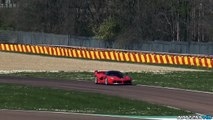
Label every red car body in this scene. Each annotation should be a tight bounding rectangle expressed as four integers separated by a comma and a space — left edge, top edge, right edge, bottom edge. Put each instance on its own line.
94, 70, 132, 85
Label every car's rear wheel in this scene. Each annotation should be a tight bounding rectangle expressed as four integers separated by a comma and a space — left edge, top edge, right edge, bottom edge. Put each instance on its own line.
95, 77, 98, 84
105, 78, 108, 85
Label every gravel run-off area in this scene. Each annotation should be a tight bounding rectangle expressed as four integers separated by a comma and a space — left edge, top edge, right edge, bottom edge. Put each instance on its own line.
0, 52, 204, 73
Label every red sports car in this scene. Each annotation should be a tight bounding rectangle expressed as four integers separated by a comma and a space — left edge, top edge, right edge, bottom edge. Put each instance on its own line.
94, 70, 132, 85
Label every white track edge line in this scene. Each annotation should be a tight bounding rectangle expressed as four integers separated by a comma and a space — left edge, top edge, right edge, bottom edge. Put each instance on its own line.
137, 84, 213, 95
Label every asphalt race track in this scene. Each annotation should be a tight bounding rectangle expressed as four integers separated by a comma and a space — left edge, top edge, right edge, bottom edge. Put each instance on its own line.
0, 110, 141, 120
0, 76, 213, 120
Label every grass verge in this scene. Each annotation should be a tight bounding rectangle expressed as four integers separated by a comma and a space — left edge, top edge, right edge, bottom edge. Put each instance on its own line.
0, 71, 212, 92
0, 84, 192, 115
130, 71, 213, 92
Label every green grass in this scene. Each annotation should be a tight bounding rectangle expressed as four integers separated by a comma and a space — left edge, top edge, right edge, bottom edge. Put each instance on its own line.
0, 84, 192, 115
0, 71, 94, 81
0, 71, 212, 92
130, 71, 213, 92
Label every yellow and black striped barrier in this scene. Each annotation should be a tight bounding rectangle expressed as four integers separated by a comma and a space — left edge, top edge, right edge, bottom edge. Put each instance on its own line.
0, 44, 212, 68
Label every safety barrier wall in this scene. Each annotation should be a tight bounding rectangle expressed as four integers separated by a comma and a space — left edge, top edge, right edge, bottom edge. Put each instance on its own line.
0, 44, 212, 68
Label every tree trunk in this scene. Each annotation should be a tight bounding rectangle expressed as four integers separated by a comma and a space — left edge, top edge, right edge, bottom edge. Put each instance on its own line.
176, 21, 180, 41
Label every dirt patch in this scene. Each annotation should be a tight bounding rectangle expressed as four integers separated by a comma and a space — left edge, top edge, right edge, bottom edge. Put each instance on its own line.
0, 52, 203, 73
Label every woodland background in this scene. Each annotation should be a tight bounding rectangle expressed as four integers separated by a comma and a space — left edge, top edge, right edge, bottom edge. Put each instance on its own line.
0, 0, 213, 46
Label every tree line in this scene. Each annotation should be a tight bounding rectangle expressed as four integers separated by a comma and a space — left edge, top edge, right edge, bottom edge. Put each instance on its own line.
0, 0, 213, 45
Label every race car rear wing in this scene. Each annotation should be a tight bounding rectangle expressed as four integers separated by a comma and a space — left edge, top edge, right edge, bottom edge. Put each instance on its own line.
94, 70, 106, 75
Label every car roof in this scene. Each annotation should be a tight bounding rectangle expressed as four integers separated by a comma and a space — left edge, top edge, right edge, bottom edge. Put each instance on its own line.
106, 70, 122, 73
107, 70, 120, 72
